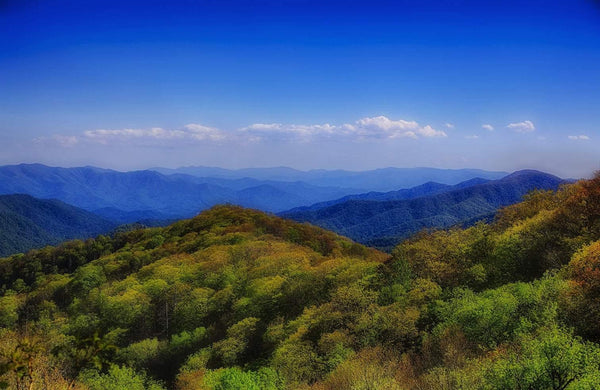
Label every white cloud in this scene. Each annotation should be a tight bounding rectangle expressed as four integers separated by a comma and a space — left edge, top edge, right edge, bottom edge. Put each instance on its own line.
507, 120, 535, 132
444, 123, 455, 129
417, 125, 447, 138
241, 116, 446, 141
465, 135, 479, 139
82, 125, 229, 145
34, 116, 449, 147
35, 124, 230, 147
239, 123, 342, 140
352, 116, 445, 139
353, 116, 419, 139
243, 123, 284, 131
355, 116, 419, 130
482, 124, 494, 131
183, 124, 227, 141
33, 134, 79, 147
568, 135, 590, 140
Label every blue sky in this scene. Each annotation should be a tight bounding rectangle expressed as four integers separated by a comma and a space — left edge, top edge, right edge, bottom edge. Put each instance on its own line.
1, 0, 599, 177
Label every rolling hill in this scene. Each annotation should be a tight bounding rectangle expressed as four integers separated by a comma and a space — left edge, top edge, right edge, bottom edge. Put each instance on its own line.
0, 194, 117, 256
282, 170, 566, 249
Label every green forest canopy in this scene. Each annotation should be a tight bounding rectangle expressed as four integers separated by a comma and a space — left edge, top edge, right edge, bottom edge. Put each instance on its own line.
2, 174, 600, 389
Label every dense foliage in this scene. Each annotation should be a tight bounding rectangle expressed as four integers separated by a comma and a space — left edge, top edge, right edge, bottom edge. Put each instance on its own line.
2, 172, 600, 389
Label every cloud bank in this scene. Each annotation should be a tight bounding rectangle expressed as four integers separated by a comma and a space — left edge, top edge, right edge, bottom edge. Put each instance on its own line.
37, 116, 447, 146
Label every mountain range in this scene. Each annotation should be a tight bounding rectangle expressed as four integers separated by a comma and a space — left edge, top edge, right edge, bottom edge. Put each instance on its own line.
284, 177, 492, 213
0, 164, 508, 218
0, 164, 362, 217
2, 172, 600, 388
281, 170, 567, 249
0, 164, 567, 256
151, 166, 507, 192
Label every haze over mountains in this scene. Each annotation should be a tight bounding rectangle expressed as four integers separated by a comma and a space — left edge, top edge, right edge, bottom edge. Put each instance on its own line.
0, 163, 567, 256
0, 164, 362, 218
282, 170, 567, 249
284, 177, 493, 213
0, 164, 507, 217
152, 166, 507, 192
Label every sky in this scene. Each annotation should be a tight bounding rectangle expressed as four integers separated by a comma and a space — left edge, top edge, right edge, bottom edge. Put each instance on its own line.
1, 0, 600, 178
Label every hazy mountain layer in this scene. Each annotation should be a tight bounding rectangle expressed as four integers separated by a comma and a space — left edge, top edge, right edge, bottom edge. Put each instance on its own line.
284, 177, 491, 213
152, 166, 508, 192
282, 170, 566, 249
0, 164, 362, 217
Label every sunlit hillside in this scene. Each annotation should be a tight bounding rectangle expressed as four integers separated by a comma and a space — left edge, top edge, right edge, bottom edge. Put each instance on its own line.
2, 174, 600, 389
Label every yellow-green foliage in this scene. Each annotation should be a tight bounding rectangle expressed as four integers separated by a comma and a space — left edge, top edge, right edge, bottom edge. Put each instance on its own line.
3, 172, 600, 390
0, 206, 388, 388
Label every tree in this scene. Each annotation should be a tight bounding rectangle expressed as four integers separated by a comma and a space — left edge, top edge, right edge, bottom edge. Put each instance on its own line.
483, 327, 600, 390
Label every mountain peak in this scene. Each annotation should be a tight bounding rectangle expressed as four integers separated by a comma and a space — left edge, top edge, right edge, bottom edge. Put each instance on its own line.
501, 169, 563, 181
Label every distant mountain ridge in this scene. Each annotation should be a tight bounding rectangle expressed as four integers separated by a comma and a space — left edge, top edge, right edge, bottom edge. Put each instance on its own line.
0, 164, 361, 217
151, 166, 508, 192
0, 194, 117, 256
281, 170, 567, 250
284, 177, 492, 213
0, 166, 568, 256
0, 164, 508, 220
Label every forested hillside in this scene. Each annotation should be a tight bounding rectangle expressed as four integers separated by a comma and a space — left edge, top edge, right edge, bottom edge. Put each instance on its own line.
2, 173, 600, 389
282, 179, 488, 213
0, 194, 116, 257
283, 170, 565, 249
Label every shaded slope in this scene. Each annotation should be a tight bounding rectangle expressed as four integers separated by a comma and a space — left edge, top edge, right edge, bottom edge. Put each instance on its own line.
0, 194, 117, 256
282, 170, 566, 249
285, 177, 492, 213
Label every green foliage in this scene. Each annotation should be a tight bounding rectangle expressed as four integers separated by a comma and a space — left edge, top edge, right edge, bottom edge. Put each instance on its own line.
202, 367, 285, 390
117, 337, 163, 369
482, 327, 600, 390
2, 175, 600, 390
70, 264, 106, 296
272, 339, 324, 383
0, 206, 389, 387
564, 239, 600, 341
0, 294, 20, 328
213, 317, 259, 366
433, 277, 564, 351
79, 365, 165, 390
